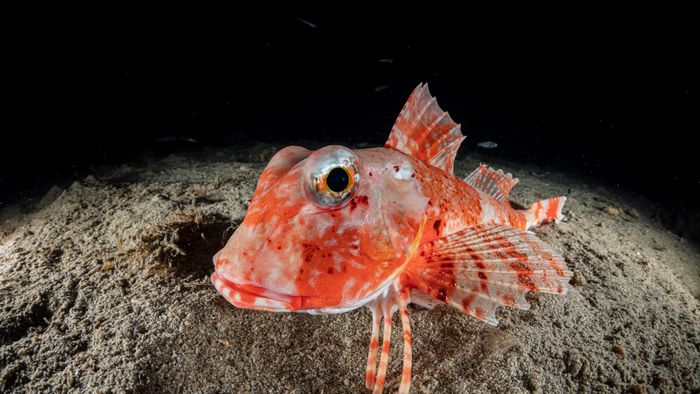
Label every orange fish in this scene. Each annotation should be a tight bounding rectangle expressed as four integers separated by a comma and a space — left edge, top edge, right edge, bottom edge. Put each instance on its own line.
212, 83, 572, 393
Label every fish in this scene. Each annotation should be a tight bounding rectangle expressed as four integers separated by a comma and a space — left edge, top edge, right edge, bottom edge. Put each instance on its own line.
211, 83, 572, 393
477, 140, 498, 149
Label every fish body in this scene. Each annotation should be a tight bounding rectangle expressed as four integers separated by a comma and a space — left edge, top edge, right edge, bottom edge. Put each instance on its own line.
212, 84, 572, 393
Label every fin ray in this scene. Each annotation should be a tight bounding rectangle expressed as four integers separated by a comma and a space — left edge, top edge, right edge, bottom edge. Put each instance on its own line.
464, 164, 519, 202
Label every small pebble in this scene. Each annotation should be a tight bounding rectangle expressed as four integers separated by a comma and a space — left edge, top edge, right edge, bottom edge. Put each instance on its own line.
603, 206, 621, 216
612, 345, 625, 357
570, 272, 587, 287
629, 384, 645, 394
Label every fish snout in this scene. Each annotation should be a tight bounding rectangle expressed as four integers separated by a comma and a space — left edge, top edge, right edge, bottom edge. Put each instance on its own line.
211, 271, 307, 312
211, 249, 309, 312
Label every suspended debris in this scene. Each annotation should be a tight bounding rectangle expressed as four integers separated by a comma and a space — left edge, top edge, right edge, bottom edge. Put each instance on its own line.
477, 141, 498, 149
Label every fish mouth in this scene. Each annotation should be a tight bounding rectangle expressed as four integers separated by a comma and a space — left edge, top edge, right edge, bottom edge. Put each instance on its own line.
211, 271, 309, 311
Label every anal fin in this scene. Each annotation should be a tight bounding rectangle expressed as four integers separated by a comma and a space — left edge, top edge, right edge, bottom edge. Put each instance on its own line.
402, 224, 572, 325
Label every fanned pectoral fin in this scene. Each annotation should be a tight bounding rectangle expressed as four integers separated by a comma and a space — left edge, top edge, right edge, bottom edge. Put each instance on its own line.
403, 224, 572, 325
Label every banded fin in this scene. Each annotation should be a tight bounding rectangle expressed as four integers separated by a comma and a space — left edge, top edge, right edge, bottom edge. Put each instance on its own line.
464, 164, 519, 202
525, 196, 567, 229
403, 224, 572, 325
385, 83, 465, 175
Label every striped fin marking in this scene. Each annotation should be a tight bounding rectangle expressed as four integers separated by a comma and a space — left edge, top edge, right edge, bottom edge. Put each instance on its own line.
403, 224, 572, 325
464, 164, 519, 202
385, 83, 465, 175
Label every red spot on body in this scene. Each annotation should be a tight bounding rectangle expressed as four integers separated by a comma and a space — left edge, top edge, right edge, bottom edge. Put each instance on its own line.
350, 195, 369, 211
302, 243, 319, 263
433, 219, 442, 236
475, 307, 485, 319
435, 288, 447, 302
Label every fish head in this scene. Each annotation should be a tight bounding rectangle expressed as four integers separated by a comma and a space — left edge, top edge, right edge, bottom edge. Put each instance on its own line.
212, 145, 428, 312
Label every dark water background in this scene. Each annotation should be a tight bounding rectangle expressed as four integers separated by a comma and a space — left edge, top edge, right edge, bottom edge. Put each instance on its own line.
3, 16, 695, 239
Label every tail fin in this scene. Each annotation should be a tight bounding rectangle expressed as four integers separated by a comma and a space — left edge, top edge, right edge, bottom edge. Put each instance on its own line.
525, 196, 566, 229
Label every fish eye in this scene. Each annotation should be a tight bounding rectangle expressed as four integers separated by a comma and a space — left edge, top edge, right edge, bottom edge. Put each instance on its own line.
325, 167, 350, 193
307, 149, 360, 208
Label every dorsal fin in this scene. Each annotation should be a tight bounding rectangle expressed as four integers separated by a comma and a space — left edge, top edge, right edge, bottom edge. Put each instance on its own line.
464, 164, 519, 202
385, 83, 465, 175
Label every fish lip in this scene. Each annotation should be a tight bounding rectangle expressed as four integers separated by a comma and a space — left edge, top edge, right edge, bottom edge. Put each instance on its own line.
211, 271, 310, 311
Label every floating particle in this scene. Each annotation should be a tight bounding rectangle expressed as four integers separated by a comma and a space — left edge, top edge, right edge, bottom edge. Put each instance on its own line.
296, 18, 317, 28
477, 141, 498, 149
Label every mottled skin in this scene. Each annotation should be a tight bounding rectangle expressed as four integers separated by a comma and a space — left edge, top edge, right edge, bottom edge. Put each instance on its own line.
212, 84, 570, 393
214, 147, 427, 312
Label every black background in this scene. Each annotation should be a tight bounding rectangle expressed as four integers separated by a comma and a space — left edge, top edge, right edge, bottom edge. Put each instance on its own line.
3, 16, 695, 236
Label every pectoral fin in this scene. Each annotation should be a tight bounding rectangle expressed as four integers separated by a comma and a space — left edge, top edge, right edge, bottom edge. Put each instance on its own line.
402, 224, 572, 325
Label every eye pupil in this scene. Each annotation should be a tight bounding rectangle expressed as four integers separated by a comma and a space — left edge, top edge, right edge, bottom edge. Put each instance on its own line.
326, 167, 350, 193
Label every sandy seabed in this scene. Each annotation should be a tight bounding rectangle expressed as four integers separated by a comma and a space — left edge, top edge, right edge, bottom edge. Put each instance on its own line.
1, 144, 699, 393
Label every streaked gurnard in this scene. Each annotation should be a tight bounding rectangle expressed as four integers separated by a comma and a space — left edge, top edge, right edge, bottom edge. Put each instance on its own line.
212, 83, 572, 393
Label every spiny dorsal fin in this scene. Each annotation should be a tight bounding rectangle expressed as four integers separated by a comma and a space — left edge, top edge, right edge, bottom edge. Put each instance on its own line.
464, 164, 519, 202
385, 83, 465, 175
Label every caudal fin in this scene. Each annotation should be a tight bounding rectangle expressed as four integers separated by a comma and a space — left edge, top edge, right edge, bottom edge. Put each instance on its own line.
525, 196, 566, 229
